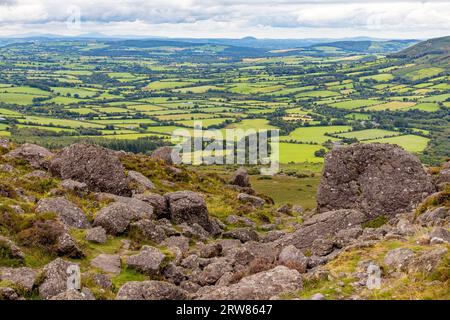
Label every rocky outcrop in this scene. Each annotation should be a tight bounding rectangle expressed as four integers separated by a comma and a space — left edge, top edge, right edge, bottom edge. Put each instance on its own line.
49, 143, 131, 196
39, 258, 79, 299
91, 254, 121, 274
128, 170, 155, 193
151, 146, 177, 165
35, 197, 90, 229
317, 144, 434, 217
0, 267, 37, 292
276, 209, 368, 251
237, 193, 265, 209
5, 143, 54, 169
126, 246, 166, 276
116, 280, 187, 300
165, 191, 219, 235
133, 193, 169, 219
197, 266, 303, 300
85, 227, 107, 244
93, 202, 152, 235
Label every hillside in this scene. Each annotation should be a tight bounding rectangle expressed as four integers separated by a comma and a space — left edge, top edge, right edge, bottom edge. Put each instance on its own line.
0, 140, 448, 300
391, 35, 450, 65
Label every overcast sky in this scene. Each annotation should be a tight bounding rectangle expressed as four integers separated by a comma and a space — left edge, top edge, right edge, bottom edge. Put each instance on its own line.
0, 0, 449, 39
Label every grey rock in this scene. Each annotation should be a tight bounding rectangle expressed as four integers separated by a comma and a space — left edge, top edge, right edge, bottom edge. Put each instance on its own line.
93, 202, 152, 235
36, 197, 90, 229
163, 236, 190, 254
85, 227, 107, 244
116, 280, 187, 300
91, 254, 121, 274
407, 248, 448, 274
0, 267, 37, 292
237, 193, 265, 209
0, 287, 19, 300
56, 233, 84, 258
198, 258, 233, 286
429, 227, 450, 244
278, 245, 308, 273
197, 266, 302, 300
223, 228, 259, 243
200, 243, 223, 258
151, 146, 178, 165
0, 164, 15, 173
230, 167, 251, 188
0, 235, 24, 260
50, 289, 95, 300
129, 219, 165, 243
312, 237, 335, 257
50, 143, 131, 196
163, 263, 186, 285
311, 293, 326, 300
317, 144, 435, 217
417, 207, 449, 227
5, 143, 54, 169
60, 179, 88, 193
128, 170, 155, 193
39, 258, 79, 299
384, 248, 415, 272
126, 246, 165, 276
165, 191, 217, 234
133, 193, 169, 219
24, 170, 50, 179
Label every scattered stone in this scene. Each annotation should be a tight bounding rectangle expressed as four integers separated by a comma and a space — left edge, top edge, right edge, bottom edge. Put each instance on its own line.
198, 258, 233, 286
128, 170, 155, 193
312, 237, 335, 257
151, 146, 178, 165
24, 170, 51, 179
417, 207, 449, 227
56, 233, 84, 258
180, 222, 209, 241
384, 248, 415, 272
85, 227, 107, 244
317, 144, 434, 217
126, 246, 166, 276
223, 228, 259, 243
230, 167, 251, 187
311, 293, 326, 300
50, 289, 95, 300
133, 193, 169, 219
36, 197, 90, 229
261, 230, 285, 243
91, 273, 113, 290
163, 263, 186, 285
277, 209, 368, 251
197, 266, 303, 300
277, 204, 292, 215
278, 245, 308, 273
165, 191, 218, 234
0, 267, 37, 292
60, 179, 88, 193
237, 193, 265, 209
129, 219, 165, 243
0, 287, 19, 300
93, 202, 152, 235
429, 227, 450, 244
116, 280, 187, 300
0, 164, 15, 173
292, 205, 304, 214
0, 235, 24, 260
39, 258, 79, 299
200, 243, 223, 258
5, 143, 54, 169
91, 254, 121, 274
49, 143, 131, 196
163, 236, 190, 255
407, 248, 448, 274
226, 215, 256, 227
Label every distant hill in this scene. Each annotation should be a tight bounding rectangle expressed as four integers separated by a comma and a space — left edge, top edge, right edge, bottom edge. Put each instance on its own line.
390, 35, 450, 65
308, 40, 418, 54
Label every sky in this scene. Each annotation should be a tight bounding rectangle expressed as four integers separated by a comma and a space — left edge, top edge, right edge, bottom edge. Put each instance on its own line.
0, 0, 449, 39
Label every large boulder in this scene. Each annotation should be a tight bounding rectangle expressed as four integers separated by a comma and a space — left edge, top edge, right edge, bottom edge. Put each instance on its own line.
126, 246, 166, 276
230, 167, 251, 188
116, 280, 188, 300
91, 254, 121, 274
93, 202, 152, 235
0, 267, 37, 292
197, 266, 302, 300
151, 146, 177, 165
39, 258, 79, 299
317, 144, 434, 217
49, 143, 131, 196
35, 197, 90, 229
128, 170, 155, 193
5, 143, 54, 169
165, 191, 218, 234
276, 209, 368, 251
133, 193, 169, 219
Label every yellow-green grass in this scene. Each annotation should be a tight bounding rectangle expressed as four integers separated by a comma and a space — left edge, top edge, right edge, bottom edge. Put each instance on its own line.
421, 93, 450, 103
363, 135, 429, 153
225, 119, 278, 131
127, 104, 166, 112
1, 86, 50, 95
0, 108, 22, 116
345, 113, 371, 120
403, 103, 441, 112
92, 107, 132, 114
144, 81, 193, 91
89, 119, 156, 125
278, 142, 325, 163
250, 174, 319, 209
17, 116, 103, 128
281, 126, 352, 144
47, 96, 83, 105
360, 73, 394, 82
403, 67, 444, 81
0, 131, 10, 136
229, 84, 285, 94
174, 85, 223, 93
336, 129, 400, 140
329, 99, 380, 110
15, 124, 77, 133
295, 90, 339, 98
365, 101, 417, 111
175, 118, 234, 128
0, 93, 47, 105
67, 108, 99, 115
155, 113, 217, 121
100, 133, 169, 140
50, 87, 98, 98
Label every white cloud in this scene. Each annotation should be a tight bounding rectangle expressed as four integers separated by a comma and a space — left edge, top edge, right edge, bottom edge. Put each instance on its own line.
0, 0, 449, 38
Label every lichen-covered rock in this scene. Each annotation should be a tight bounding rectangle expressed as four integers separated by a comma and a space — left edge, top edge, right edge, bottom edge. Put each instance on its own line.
278, 245, 308, 273
384, 248, 415, 272
116, 280, 187, 300
416, 207, 449, 227
197, 266, 303, 300
56, 233, 84, 258
223, 228, 259, 243
126, 246, 165, 276
49, 143, 131, 196
165, 191, 218, 234
24, 170, 51, 179
199, 243, 223, 259
429, 227, 450, 244
60, 179, 88, 193
129, 219, 165, 243
237, 193, 265, 209
91, 254, 121, 274
230, 167, 251, 188
5, 143, 54, 169
85, 227, 107, 244
198, 258, 233, 286
277, 209, 368, 251
150, 146, 177, 164
0, 267, 37, 292
407, 248, 448, 274
36, 197, 90, 229
0, 287, 19, 300
317, 144, 434, 217
50, 289, 95, 300
39, 258, 79, 299
0, 235, 24, 260
93, 202, 152, 235
128, 170, 155, 193
133, 193, 169, 219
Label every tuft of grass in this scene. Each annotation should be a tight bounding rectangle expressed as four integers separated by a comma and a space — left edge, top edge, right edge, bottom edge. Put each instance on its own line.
363, 216, 388, 229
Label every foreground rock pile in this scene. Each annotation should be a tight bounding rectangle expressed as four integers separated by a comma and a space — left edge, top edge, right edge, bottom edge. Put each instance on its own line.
0, 141, 448, 300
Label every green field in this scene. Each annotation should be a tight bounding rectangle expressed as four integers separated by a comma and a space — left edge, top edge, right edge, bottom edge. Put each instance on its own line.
363, 135, 430, 152
336, 129, 401, 140
281, 126, 352, 143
